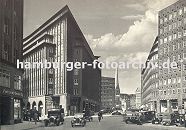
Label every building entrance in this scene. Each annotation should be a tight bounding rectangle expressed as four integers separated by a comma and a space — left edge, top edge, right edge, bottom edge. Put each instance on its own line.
0, 96, 11, 125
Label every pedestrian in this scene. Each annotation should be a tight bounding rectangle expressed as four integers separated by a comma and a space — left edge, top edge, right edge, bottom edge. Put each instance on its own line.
34, 112, 38, 124
98, 112, 102, 122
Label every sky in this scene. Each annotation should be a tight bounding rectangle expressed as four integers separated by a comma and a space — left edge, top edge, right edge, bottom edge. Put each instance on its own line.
24, 0, 178, 94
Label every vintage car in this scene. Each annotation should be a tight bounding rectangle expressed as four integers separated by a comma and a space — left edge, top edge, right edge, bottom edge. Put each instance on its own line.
140, 111, 155, 123
152, 113, 163, 124
124, 111, 142, 125
71, 113, 86, 127
111, 110, 122, 115
44, 108, 64, 126
161, 113, 175, 126
84, 114, 93, 122
173, 113, 185, 126
83, 109, 93, 122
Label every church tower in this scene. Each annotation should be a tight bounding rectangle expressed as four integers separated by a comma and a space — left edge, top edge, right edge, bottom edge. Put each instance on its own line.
115, 68, 121, 109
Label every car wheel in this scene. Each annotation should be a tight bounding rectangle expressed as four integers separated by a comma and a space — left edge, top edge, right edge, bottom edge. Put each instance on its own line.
71, 124, 74, 127
56, 121, 60, 126
125, 120, 128, 124
44, 120, 49, 127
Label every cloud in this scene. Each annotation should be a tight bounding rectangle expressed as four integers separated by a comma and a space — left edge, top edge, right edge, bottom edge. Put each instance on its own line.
125, 3, 146, 11
85, 0, 178, 93
121, 15, 144, 20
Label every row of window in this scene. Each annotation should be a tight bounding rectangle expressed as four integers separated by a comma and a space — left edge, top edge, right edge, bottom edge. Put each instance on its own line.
159, 88, 186, 96
160, 31, 186, 45
159, 76, 186, 86
160, 7, 186, 24
159, 54, 186, 62
160, 18, 186, 34
160, 43, 186, 55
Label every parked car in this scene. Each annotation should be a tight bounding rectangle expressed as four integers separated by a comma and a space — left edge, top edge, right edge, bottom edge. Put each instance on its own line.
152, 113, 163, 124
44, 108, 64, 126
161, 113, 175, 126
124, 111, 142, 125
83, 109, 93, 122
140, 111, 155, 123
111, 111, 122, 115
71, 113, 86, 127
173, 113, 185, 126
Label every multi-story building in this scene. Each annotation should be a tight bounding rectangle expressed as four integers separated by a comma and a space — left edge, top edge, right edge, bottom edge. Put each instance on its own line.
101, 77, 115, 110
0, 0, 23, 125
129, 94, 136, 109
120, 93, 137, 110
141, 37, 159, 111
22, 5, 101, 116
135, 87, 141, 109
120, 93, 130, 111
158, 0, 186, 113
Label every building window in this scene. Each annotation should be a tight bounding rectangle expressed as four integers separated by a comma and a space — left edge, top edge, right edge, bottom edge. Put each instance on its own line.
160, 18, 163, 24
164, 26, 168, 32
169, 25, 172, 31
74, 79, 78, 85
183, 29, 186, 36
179, 9, 183, 15
178, 54, 181, 61
178, 31, 182, 38
74, 88, 79, 95
173, 44, 176, 51
49, 69, 53, 74
164, 17, 168, 22
173, 55, 176, 61
14, 75, 21, 90
178, 21, 182, 27
168, 35, 172, 41
178, 43, 181, 49
49, 78, 53, 84
4, 17, 9, 35
14, 99, 21, 120
168, 78, 171, 84
173, 89, 176, 94
74, 69, 78, 75
184, 18, 186, 24
160, 29, 163, 34
173, 11, 177, 18
173, 22, 177, 29
0, 69, 10, 88
169, 14, 172, 20
160, 39, 163, 44
184, 41, 186, 48
173, 33, 177, 40
183, 53, 186, 59
184, 7, 186, 13
164, 37, 168, 43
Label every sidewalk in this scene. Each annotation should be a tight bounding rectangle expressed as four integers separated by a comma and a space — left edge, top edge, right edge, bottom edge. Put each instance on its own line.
0, 121, 43, 130
143, 123, 186, 130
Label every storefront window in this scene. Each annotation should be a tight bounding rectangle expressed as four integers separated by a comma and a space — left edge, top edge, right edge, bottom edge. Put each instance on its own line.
14, 99, 21, 119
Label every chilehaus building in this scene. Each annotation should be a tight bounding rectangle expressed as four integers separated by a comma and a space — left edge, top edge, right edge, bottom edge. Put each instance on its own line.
22, 6, 101, 116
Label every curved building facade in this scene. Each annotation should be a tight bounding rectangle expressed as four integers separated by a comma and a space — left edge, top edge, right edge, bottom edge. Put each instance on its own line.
141, 37, 159, 111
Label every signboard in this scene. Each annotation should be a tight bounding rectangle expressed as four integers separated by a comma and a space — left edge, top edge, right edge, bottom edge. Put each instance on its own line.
0, 87, 23, 97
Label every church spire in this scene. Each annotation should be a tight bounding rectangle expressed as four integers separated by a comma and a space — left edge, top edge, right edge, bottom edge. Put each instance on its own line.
115, 68, 121, 109
115, 68, 120, 92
